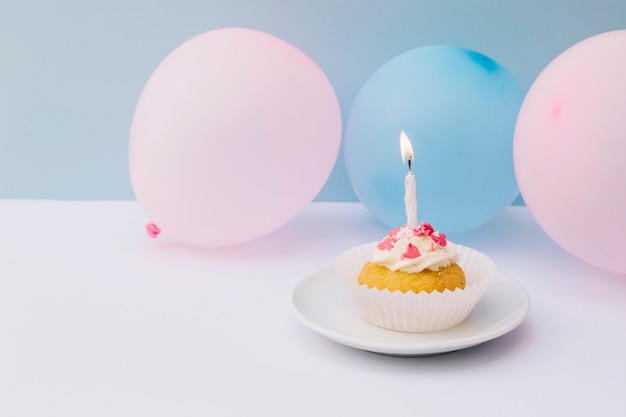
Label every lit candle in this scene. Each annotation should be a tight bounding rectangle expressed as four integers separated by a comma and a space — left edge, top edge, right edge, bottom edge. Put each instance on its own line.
400, 131, 417, 229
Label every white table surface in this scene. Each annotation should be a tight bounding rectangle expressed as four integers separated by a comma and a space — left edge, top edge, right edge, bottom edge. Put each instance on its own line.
1, 200, 625, 416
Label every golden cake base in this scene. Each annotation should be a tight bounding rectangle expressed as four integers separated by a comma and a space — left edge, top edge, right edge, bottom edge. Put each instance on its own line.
358, 262, 466, 294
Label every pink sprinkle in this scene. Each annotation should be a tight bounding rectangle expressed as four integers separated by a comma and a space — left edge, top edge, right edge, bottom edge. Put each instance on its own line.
146, 222, 161, 239
415, 222, 434, 236
431, 232, 447, 247
377, 236, 395, 250
402, 243, 421, 259
430, 242, 435, 251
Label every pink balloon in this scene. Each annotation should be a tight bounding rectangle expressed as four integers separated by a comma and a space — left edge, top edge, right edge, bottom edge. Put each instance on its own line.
129, 28, 341, 247
514, 30, 626, 274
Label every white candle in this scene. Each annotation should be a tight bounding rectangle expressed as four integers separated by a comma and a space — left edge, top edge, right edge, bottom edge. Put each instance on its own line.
400, 131, 417, 228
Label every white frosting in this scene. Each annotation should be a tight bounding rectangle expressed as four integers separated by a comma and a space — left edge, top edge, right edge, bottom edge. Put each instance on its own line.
371, 225, 459, 273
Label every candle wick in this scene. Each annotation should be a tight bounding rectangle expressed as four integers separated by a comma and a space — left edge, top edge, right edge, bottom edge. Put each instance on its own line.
408, 158, 412, 173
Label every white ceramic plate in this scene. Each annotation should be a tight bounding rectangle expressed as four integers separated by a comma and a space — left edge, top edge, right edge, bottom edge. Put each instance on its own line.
290, 267, 530, 356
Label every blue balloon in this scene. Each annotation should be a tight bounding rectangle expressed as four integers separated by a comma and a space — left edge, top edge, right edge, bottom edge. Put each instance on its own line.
344, 46, 524, 235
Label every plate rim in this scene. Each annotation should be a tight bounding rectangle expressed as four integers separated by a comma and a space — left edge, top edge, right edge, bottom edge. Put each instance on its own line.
290, 266, 530, 356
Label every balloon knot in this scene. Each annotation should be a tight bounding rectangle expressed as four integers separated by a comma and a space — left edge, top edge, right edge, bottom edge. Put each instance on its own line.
146, 222, 161, 238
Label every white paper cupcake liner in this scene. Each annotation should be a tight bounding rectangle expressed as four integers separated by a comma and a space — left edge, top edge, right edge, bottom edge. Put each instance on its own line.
334, 242, 496, 332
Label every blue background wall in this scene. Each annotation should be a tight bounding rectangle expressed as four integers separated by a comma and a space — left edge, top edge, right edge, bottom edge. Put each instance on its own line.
2, 0, 626, 201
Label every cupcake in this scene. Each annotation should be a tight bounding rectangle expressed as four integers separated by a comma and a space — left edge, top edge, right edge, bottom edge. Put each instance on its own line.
359, 222, 465, 294
335, 222, 495, 332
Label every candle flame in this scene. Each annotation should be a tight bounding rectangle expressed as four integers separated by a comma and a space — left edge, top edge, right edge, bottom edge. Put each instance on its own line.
400, 131, 414, 164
